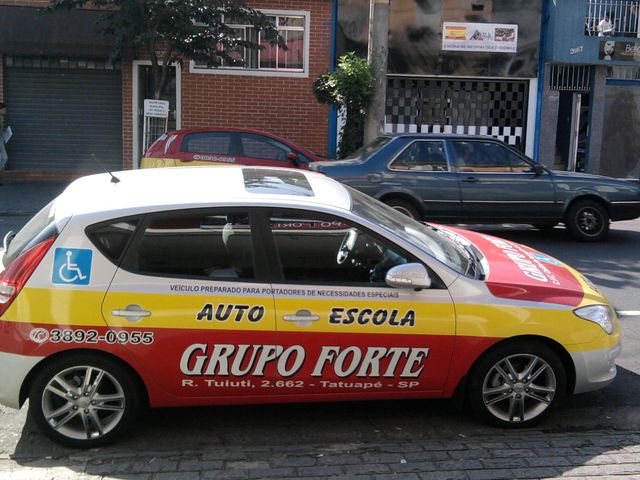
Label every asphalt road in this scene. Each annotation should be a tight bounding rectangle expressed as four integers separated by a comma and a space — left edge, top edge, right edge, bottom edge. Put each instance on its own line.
0, 182, 639, 479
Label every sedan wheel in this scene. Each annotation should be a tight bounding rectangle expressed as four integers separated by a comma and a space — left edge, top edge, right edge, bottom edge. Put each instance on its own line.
384, 199, 420, 220
469, 342, 566, 427
30, 354, 141, 448
566, 200, 609, 242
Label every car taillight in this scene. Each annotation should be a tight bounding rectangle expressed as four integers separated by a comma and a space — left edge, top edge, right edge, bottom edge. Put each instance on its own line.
0, 236, 57, 317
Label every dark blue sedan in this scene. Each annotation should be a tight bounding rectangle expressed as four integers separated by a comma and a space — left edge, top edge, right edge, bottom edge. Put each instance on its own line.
309, 135, 640, 241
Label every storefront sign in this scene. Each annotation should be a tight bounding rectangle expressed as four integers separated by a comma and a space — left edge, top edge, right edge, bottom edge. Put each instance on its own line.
599, 40, 640, 62
442, 22, 518, 53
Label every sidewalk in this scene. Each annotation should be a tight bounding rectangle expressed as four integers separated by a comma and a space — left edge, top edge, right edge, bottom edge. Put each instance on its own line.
0, 180, 69, 216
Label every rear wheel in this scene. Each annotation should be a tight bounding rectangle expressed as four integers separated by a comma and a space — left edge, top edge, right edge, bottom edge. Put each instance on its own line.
384, 198, 420, 220
566, 199, 609, 242
29, 353, 142, 448
468, 341, 566, 428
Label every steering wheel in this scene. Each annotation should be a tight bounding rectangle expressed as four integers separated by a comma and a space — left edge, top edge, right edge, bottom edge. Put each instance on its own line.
336, 229, 358, 265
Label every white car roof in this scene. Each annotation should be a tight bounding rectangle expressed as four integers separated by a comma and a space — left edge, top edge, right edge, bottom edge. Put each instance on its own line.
53, 166, 352, 222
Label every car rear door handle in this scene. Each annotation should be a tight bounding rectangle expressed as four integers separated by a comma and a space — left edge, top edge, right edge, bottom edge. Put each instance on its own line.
368, 173, 383, 183
112, 304, 151, 322
462, 176, 479, 183
283, 310, 320, 327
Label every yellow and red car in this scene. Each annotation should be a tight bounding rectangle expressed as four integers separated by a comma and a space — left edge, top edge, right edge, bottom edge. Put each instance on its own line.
141, 128, 325, 169
0, 166, 621, 448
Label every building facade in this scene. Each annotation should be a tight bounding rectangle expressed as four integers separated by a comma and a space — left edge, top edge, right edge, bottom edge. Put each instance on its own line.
337, 0, 544, 159
540, 0, 640, 179
0, 0, 333, 177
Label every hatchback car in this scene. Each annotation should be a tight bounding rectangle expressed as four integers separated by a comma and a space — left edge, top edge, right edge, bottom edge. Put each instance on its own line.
141, 128, 325, 169
0, 166, 620, 448
309, 135, 640, 241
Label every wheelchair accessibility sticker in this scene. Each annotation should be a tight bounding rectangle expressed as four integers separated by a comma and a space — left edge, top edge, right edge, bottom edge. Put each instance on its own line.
52, 248, 93, 285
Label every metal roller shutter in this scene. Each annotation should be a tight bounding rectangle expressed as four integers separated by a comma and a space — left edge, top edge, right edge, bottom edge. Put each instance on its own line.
5, 66, 122, 172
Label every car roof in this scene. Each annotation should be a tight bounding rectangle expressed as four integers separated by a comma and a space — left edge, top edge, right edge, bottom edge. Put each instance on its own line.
53, 166, 352, 222
384, 133, 503, 141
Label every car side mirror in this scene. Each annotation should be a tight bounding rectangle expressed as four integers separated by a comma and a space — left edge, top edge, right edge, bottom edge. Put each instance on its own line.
2, 231, 15, 251
287, 151, 300, 167
532, 164, 545, 177
385, 263, 432, 290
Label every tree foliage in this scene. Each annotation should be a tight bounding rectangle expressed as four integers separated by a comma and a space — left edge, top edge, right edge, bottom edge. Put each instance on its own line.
313, 52, 374, 158
47, 0, 286, 99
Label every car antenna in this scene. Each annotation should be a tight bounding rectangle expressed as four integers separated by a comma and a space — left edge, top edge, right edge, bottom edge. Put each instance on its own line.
91, 154, 120, 184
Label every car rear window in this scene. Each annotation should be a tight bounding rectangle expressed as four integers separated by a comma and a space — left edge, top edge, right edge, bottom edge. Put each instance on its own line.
181, 132, 233, 154
2, 200, 58, 269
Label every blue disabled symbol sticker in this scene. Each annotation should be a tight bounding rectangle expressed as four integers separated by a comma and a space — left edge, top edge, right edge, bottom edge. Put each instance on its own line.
52, 248, 93, 285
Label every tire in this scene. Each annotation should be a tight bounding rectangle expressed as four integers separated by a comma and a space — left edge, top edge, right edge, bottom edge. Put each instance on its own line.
532, 223, 558, 232
384, 198, 420, 220
29, 353, 142, 448
565, 199, 610, 242
468, 341, 566, 428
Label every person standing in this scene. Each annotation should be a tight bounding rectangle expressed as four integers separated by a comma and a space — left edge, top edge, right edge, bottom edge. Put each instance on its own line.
0, 102, 9, 170
598, 11, 614, 36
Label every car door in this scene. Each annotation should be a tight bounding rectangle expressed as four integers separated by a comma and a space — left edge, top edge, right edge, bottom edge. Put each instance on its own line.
174, 131, 239, 165
262, 208, 456, 398
387, 140, 463, 219
100, 208, 277, 398
450, 140, 558, 220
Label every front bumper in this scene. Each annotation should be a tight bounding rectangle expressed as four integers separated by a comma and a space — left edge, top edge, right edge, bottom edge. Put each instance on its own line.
610, 201, 640, 221
571, 342, 622, 394
0, 351, 43, 409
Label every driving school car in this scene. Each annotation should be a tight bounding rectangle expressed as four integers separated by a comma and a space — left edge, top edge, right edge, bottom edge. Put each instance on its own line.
0, 166, 621, 448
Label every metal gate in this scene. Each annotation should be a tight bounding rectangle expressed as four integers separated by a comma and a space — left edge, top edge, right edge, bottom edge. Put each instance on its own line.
4, 57, 122, 172
385, 77, 529, 150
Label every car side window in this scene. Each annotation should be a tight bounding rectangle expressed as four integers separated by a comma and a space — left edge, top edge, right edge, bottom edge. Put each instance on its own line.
181, 132, 233, 155
507, 150, 535, 173
391, 141, 448, 172
452, 141, 513, 173
240, 133, 289, 162
86, 218, 139, 264
268, 210, 416, 286
130, 210, 255, 280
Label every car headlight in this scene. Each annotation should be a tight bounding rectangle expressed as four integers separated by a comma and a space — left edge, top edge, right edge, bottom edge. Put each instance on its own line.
573, 305, 615, 334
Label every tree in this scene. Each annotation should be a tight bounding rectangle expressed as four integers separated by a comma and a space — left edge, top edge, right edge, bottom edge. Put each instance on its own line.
313, 52, 374, 158
46, 0, 286, 99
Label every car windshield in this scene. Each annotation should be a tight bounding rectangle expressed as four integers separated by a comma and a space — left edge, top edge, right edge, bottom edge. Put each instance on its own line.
348, 188, 476, 277
344, 136, 392, 161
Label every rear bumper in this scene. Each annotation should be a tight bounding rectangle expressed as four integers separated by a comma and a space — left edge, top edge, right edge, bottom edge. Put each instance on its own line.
571, 342, 622, 394
610, 201, 640, 221
0, 351, 43, 409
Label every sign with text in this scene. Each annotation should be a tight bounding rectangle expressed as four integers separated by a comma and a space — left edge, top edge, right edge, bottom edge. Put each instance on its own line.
144, 99, 170, 118
599, 40, 640, 62
442, 22, 518, 53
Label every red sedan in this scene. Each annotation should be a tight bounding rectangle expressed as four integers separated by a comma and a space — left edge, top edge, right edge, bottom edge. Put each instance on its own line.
141, 128, 325, 169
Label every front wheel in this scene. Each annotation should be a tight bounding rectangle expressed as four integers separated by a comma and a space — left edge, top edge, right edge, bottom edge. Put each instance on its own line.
29, 353, 142, 448
566, 200, 610, 242
468, 341, 566, 428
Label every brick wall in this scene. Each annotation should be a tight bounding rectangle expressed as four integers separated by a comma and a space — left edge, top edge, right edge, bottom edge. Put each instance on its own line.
178, 0, 332, 158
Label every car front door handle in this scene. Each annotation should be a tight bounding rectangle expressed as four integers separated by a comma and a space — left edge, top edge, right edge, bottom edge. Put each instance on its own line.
112, 304, 151, 322
283, 310, 320, 327
462, 176, 480, 183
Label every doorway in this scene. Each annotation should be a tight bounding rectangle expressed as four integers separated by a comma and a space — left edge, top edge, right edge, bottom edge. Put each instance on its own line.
555, 91, 590, 172
133, 62, 181, 168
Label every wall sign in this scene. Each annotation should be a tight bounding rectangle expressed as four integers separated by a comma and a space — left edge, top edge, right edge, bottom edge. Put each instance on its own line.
599, 40, 640, 62
442, 22, 518, 53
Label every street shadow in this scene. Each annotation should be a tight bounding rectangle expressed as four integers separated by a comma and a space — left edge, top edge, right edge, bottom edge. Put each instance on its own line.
9, 366, 640, 478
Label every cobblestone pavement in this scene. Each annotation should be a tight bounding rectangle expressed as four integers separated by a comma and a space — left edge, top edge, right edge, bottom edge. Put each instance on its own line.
2, 399, 640, 480
2, 427, 640, 479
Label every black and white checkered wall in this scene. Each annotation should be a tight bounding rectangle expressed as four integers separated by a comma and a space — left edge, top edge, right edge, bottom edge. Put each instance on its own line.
385, 77, 529, 150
